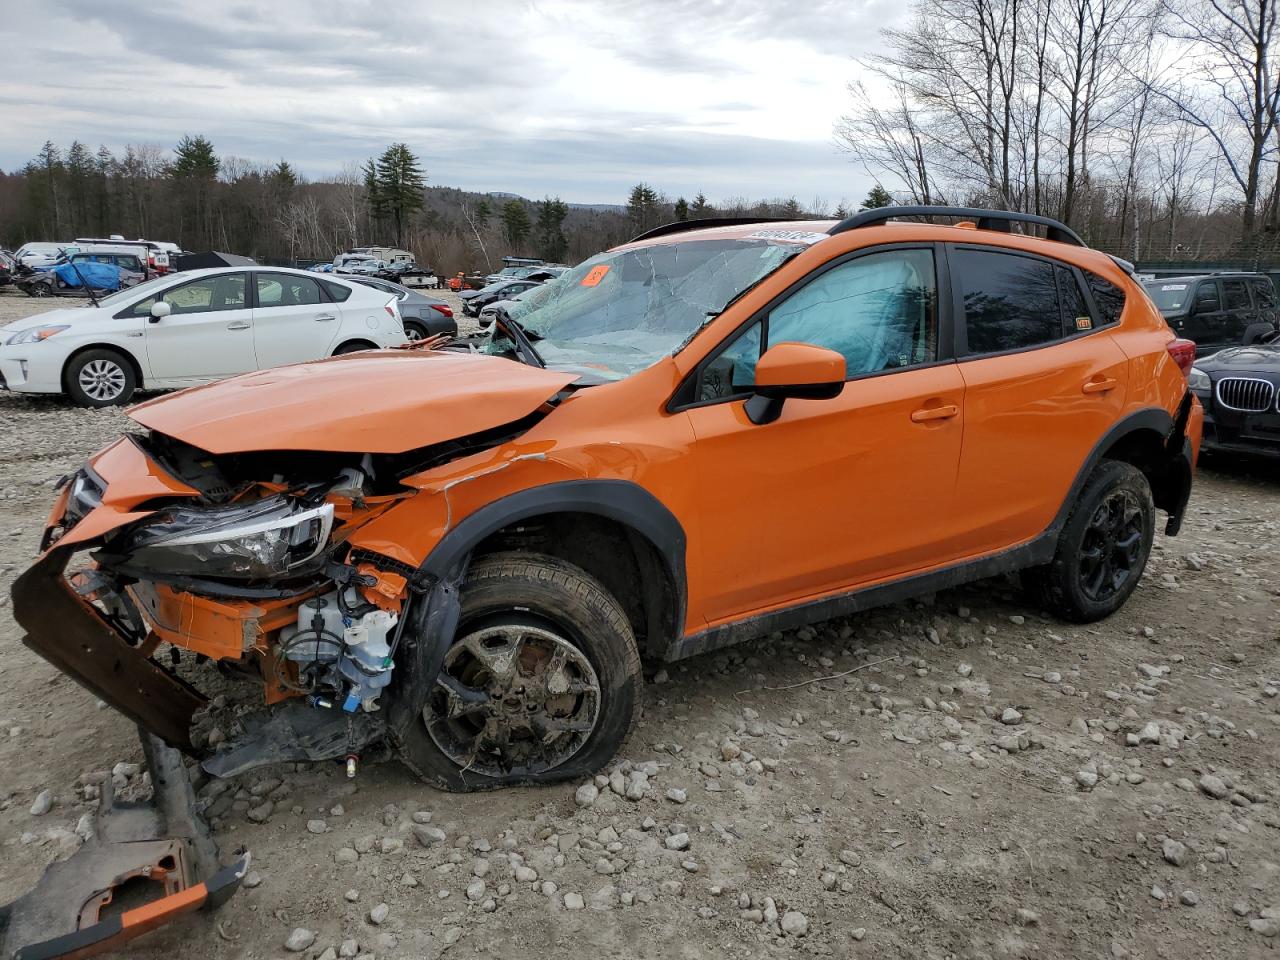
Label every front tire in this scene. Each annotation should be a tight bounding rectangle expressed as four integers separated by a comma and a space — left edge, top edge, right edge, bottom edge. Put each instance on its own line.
64, 349, 137, 407
394, 553, 641, 792
1023, 460, 1154, 623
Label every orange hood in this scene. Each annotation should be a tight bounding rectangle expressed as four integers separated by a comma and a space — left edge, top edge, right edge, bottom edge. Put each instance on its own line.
127, 351, 576, 454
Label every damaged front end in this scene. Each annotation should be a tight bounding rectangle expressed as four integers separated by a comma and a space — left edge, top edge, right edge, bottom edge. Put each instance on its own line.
8, 351, 573, 955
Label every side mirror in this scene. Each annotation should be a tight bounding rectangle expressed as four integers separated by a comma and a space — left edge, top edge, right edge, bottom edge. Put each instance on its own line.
149, 300, 171, 322
746, 342, 846, 425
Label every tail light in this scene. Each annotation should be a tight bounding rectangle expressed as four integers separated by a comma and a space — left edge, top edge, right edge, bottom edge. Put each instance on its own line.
385, 299, 399, 320
1166, 338, 1196, 377
430, 304, 453, 318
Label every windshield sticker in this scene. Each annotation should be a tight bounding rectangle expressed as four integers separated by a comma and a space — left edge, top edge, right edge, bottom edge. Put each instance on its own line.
745, 229, 829, 244
580, 264, 610, 287
1160, 283, 1187, 291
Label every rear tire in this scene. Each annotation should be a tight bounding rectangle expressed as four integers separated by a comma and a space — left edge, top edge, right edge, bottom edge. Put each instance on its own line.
393, 552, 641, 792
1022, 460, 1154, 623
333, 340, 377, 355
403, 321, 428, 342
64, 349, 137, 407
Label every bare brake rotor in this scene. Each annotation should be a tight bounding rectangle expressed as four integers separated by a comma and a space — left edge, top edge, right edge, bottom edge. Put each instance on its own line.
425, 623, 601, 777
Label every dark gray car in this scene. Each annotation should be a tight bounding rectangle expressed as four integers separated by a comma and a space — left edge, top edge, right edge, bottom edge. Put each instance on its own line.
346, 276, 457, 339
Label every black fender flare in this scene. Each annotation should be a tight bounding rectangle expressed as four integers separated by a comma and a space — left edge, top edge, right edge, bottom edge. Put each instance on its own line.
383, 480, 687, 743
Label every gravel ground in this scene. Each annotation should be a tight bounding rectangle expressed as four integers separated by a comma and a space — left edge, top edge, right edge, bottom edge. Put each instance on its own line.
0, 286, 1277, 959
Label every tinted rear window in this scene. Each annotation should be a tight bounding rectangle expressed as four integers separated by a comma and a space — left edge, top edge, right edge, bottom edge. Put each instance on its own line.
1250, 277, 1276, 309
954, 249, 1062, 354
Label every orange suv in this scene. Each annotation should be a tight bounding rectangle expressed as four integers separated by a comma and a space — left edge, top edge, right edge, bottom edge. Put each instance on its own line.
14, 207, 1202, 795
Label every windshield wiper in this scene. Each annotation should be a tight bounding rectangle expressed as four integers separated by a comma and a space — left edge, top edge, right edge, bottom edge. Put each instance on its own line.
494, 312, 545, 368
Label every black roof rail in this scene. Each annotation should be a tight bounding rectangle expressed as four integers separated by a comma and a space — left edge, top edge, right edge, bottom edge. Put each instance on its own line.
627, 216, 814, 244
828, 205, 1086, 247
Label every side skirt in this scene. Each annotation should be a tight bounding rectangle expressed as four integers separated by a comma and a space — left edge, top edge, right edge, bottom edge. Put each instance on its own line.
664, 533, 1055, 663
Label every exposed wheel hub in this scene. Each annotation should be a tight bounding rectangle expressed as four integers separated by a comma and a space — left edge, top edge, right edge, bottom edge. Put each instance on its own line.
425, 623, 601, 777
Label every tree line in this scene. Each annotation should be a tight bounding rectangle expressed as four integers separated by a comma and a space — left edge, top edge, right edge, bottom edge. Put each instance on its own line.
836, 0, 1280, 261
0, 138, 845, 273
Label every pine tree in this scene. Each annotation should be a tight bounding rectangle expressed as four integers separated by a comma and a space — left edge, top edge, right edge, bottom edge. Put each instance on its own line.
94, 145, 115, 234
270, 160, 299, 189
860, 184, 894, 210
169, 135, 220, 248
674, 196, 689, 221
626, 182, 660, 229
690, 192, 711, 217
781, 197, 803, 218
171, 135, 220, 180
473, 198, 492, 228
535, 196, 569, 262
501, 199, 532, 248
834, 202, 850, 219
367, 143, 425, 245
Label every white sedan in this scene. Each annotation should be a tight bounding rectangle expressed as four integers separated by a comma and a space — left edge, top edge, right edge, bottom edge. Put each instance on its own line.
0, 267, 408, 406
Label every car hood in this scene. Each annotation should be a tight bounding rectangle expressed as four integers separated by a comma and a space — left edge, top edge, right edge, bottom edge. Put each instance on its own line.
1, 304, 97, 332
1197, 343, 1280, 375
127, 350, 577, 454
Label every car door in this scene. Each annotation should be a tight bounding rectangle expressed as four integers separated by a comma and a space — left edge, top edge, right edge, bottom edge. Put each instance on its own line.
682, 245, 966, 625
1220, 278, 1256, 344
1184, 280, 1225, 354
948, 246, 1129, 556
251, 272, 341, 368
1249, 277, 1278, 331
136, 272, 257, 382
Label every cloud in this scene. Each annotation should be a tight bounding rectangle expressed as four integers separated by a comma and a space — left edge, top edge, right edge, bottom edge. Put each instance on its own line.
0, 0, 906, 205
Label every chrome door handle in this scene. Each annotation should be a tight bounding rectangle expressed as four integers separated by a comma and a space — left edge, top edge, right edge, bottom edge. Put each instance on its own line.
315, 314, 336, 322
226, 321, 250, 330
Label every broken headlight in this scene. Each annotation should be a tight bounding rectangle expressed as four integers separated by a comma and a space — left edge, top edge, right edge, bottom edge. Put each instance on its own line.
113, 496, 335, 580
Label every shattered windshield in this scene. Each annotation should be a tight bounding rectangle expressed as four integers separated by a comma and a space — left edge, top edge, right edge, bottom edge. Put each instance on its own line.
484, 238, 800, 380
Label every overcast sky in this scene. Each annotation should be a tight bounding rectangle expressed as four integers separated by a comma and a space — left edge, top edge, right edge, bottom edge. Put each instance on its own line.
0, 0, 907, 206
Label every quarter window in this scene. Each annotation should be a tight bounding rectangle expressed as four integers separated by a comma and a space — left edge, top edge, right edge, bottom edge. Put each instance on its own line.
954, 249, 1061, 354
1057, 266, 1091, 333
1085, 273, 1126, 327
698, 248, 938, 401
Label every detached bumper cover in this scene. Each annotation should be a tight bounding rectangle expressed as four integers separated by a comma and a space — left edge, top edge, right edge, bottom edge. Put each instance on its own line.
0, 732, 247, 960
12, 546, 206, 753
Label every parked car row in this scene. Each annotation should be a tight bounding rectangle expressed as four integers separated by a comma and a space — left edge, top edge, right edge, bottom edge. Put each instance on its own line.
0, 267, 408, 406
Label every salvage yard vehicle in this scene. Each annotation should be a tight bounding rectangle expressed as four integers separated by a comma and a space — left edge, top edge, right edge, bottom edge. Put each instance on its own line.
4, 207, 1201, 957
1188, 340, 1280, 458
345, 274, 457, 339
0, 266, 407, 407
17, 252, 147, 298
1141, 273, 1278, 357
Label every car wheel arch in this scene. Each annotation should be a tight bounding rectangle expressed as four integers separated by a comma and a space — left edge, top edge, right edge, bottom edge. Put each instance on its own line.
414, 480, 688, 662
62, 343, 145, 392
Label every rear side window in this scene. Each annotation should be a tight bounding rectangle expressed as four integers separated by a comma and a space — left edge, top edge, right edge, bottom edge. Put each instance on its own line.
1250, 277, 1276, 309
1085, 273, 1126, 327
1056, 266, 1092, 333
1222, 279, 1251, 311
322, 279, 352, 302
954, 249, 1061, 354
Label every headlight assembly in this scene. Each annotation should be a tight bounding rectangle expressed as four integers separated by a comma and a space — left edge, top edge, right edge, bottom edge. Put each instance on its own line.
1188, 366, 1210, 394
112, 496, 335, 580
6, 324, 70, 345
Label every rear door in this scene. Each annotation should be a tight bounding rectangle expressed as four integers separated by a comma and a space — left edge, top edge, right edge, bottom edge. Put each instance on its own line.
949, 246, 1129, 556
1249, 277, 1278, 328
137, 272, 257, 381
1220, 278, 1256, 344
1184, 280, 1227, 354
251, 271, 341, 368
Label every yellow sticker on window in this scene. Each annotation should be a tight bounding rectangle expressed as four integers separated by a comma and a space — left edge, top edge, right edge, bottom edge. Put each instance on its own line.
1075, 316, 1092, 331
580, 264, 610, 287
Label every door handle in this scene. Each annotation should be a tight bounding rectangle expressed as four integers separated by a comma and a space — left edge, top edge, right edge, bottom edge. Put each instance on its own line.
314, 314, 336, 322
1082, 377, 1117, 394
910, 404, 959, 423
226, 321, 250, 331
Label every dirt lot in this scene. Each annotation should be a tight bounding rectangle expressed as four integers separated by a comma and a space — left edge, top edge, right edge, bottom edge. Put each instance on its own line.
0, 287, 1277, 960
